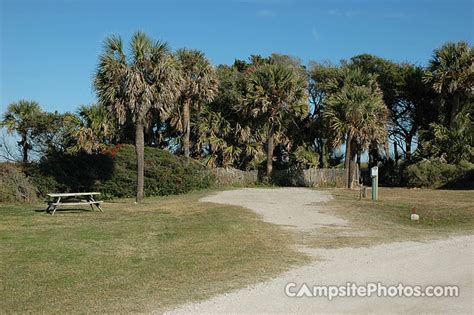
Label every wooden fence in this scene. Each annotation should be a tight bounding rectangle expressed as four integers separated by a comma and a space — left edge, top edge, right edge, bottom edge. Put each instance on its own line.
212, 168, 259, 187
272, 167, 347, 187
212, 167, 347, 188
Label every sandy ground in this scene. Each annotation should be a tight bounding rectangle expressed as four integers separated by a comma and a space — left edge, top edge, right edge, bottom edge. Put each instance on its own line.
201, 188, 346, 231
165, 188, 474, 314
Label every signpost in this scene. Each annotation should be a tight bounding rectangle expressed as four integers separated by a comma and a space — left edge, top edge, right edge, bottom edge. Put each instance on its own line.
371, 166, 378, 201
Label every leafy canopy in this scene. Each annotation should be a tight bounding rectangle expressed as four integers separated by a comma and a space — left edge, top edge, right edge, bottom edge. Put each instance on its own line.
324, 67, 388, 149
94, 31, 182, 127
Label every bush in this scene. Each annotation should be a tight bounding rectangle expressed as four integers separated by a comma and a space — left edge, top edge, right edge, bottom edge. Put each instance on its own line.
26, 152, 114, 196
441, 168, 474, 189
26, 144, 214, 199
405, 159, 473, 188
0, 163, 37, 203
95, 145, 214, 198
378, 159, 407, 187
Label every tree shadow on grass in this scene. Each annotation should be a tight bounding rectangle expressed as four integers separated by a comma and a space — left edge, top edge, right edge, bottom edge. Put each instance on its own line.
34, 207, 100, 214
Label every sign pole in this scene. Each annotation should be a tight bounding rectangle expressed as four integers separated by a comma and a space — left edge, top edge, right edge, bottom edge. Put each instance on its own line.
371, 166, 378, 201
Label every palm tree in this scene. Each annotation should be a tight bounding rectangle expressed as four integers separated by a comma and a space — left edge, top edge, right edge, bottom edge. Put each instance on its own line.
65, 104, 115, 154
195, 105, 265, 169
94, 32, 182, 203
191, 64, 265, 170
172, 49, 218, 157
1, 100, 42, 163
245, 63, 308, 179
324, 67, 388, 188
425, 41, 473, 128
420, 109, 473, 164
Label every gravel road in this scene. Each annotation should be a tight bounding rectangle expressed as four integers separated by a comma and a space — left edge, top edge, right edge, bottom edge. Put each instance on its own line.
165, 188, 474, 314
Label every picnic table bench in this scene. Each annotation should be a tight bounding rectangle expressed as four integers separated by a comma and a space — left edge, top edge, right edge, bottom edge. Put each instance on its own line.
45, 192, 103, 215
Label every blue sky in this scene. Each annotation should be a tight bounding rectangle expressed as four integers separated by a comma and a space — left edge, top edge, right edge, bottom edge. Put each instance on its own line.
1, 0, 473, 113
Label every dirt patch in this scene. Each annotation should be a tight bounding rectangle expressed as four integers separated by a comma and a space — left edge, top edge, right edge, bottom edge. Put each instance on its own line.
166, 188, 474, 314
200, 187, 347, 231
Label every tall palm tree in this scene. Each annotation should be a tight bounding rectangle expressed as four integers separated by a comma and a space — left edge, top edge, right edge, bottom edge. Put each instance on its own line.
425, 41, 473, 128
172, 49, 218, 157
324, 67, 388, 188
94, 32, 182, 203
246, 63, 308, 179
1, 100, 42, 163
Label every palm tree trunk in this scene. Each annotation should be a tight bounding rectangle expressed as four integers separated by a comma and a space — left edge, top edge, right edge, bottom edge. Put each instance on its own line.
135, 122, 145, 203
344, 133, 352, 188
384, 138, 390, 159
266, 126, 275, 179
183, 99, 191, 158
405, 135, 412, 161
350, 149, 358, 189
368, 142, 378, 169
394, 141, 399, 162
21, 133, 28, 163
449, 94, 460, 128
357, 148, 361, 172
320, 139, 326, 168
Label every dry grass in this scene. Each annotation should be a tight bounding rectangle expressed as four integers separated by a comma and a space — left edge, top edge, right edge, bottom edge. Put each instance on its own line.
0, 191, 307, 313
1, 187, 472, 313
303, 188, 474, 249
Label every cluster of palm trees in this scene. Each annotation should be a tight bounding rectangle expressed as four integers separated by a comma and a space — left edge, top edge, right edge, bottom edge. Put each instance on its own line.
93, 32, 315, 201
2, 32, 472, 202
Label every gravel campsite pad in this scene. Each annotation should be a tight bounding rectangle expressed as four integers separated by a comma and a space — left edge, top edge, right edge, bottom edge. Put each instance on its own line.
166, 188, 474, 314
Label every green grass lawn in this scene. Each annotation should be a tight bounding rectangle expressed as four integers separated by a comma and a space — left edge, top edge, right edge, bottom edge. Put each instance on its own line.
0, 191, 306, 313
306, 188, 474, 249
1, 187, 472, 313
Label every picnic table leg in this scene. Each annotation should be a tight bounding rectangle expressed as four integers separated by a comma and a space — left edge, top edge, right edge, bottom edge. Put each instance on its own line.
90, 196, 103, 212
86, 196, 95, 212
51, 197, 60, 215
45, 203, 52, 214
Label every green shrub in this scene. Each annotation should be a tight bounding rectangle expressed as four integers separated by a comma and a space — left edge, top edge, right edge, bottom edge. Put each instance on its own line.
26, 152, 114, 196
405, 159, 473, 188
0, 163, 37, 203
440, 160, 474, 189
26, 144, 214, 199
378, 159, 407, 187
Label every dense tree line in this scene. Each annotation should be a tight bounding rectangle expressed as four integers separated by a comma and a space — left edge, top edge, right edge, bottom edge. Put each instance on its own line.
2, 32, 473, 201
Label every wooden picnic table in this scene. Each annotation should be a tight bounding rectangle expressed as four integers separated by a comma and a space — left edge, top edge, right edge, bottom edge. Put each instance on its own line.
45, 192, 103, 215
